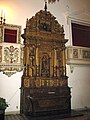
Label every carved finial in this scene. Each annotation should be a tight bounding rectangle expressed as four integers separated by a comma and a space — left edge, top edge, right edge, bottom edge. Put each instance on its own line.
44, 0, 47, 11
26, 18, 28, 27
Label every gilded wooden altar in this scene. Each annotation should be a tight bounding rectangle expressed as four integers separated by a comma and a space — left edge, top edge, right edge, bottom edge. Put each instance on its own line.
20, 5, 71, 116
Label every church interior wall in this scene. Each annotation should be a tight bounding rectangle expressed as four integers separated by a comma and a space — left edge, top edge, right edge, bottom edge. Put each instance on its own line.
0, 0, 90, 113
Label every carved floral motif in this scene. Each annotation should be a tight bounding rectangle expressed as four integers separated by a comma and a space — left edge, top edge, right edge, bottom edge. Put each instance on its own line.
82, 50, 90, 59
4, 46, 19, 63
73, 49, 78, 58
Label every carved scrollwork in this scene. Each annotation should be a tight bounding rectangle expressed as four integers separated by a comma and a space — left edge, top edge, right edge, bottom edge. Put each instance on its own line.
4, 46, 19, 63
38, 23, 51, 32
26, 10, 64, 35
82, 50, 90, 59
73, 49, 78, 58
66, 46, 90, 66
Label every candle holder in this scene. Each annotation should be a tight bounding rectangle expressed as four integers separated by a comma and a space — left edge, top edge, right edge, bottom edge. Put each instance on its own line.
0, 17, 3, 25
3, 18, 6, 24
0, 17, 6, 25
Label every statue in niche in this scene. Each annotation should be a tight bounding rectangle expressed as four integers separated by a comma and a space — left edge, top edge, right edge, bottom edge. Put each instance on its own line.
29, 46, 35, 56
41, 54, 50, 77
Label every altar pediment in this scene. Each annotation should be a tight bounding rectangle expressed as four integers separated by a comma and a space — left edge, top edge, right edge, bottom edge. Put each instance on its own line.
22, 9, 67, 43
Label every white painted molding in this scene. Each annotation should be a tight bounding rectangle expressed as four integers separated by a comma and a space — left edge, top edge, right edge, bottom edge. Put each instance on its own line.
66, 46, 90, 66
66, 46, 90, 73
65, 7, 90, 24
5, 110, 20, 115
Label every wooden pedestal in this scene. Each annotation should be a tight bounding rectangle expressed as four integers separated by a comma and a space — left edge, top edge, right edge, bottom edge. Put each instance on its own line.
20, 86, 71, 116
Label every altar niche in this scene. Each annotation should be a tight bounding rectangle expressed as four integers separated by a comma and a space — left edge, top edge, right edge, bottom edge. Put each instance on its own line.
20, 4, 71, 116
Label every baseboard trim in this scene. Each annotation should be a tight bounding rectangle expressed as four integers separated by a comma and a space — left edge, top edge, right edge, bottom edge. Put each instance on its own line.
5, 111, 20, 115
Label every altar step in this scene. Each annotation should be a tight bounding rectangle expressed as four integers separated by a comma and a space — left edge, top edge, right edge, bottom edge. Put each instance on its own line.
5, 110, 90, 120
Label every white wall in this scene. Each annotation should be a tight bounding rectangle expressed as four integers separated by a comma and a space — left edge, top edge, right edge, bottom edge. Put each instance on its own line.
67, 65, 90, 109
0, 0, 90, 113
0, 71, 23, 113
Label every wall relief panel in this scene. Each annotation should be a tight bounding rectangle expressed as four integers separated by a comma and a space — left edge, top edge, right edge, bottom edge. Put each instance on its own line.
0, 24, 23, 76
